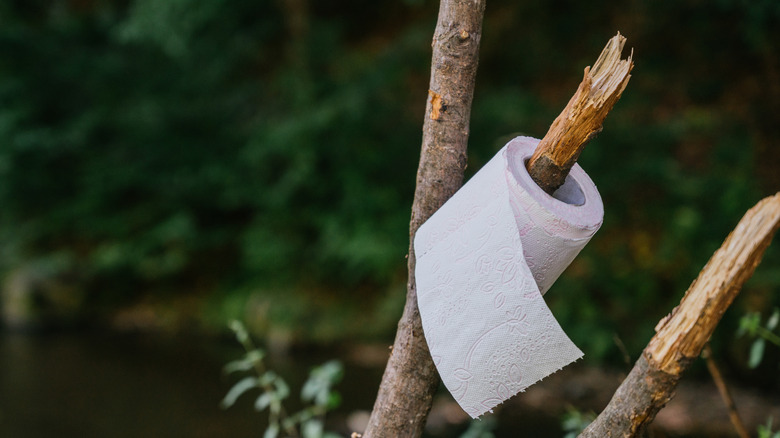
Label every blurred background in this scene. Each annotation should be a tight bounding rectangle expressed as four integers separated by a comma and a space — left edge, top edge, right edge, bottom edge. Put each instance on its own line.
1, 0, 779, 437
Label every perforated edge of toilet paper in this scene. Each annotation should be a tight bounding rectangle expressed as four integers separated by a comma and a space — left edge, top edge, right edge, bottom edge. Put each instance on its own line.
414, 136, 603, 418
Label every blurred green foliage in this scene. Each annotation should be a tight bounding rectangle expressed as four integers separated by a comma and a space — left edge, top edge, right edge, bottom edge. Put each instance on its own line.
0, 1, 779, 374
738, 308, 780, 368
561, 407, 596, 438
758, 417, 780, 438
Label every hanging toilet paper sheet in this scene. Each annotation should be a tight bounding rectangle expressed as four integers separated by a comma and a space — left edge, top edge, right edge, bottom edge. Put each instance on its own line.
414, 136, 603, 418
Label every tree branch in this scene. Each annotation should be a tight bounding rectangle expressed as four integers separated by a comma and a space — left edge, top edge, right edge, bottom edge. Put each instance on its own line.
362, 1, 486, 436
528, 33, 633, 195
580, 193, 780, 437
702, 344, 750, 438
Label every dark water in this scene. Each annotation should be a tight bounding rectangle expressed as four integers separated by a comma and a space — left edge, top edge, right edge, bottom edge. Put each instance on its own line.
0, 330, 575, 438
0, 331, 272, 437
0, 331, 467, 438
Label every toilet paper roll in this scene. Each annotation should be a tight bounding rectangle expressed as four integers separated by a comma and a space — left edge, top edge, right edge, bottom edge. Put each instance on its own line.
414, 136, 603, 418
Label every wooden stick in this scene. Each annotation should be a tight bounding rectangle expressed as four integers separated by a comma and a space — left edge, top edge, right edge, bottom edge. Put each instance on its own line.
702, 344, 750, 438
528, 33, 634, 195
580, 193, 780, 437
362, 1, 486, 436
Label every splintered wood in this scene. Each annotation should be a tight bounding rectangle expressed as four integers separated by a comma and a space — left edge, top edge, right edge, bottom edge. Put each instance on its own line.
528, 33, 634, 195
580, 193, 780, 438
647, 193, 780, 374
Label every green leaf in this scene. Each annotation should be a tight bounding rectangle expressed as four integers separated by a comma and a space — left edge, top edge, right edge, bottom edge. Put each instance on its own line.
221, 376, 258, 409
229, 320, 249, 345
302, 419, 324, 438
459, 417, 497, 438
318, 361, 344, 381
281, 417, 296, 431
767, 308, 780, 331
758, 416, 774, 438
247, 349, 265, 362
560, 408, 594, 437
327, 392, 342, 410
316, 388, 331, 406
302, 360, 343, 406
223, 357, 254, 375
274, 377, 290, 400
748, 338, 766, 369
738, 312, 761, 337
301, 377, 319, 402
254, 392, 273, 411
260, 370, 278, 386
270, 397, 282, 415
263, 424, 279, 438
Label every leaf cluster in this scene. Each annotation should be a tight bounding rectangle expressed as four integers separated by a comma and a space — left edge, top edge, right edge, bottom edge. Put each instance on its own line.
758, 417, 780, 438
561, 407, 596, 438
737, 309, 780, 369
221, 321, 343, 438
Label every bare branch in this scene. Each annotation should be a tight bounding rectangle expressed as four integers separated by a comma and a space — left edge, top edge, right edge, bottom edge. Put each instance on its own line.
362, 1, 486, 436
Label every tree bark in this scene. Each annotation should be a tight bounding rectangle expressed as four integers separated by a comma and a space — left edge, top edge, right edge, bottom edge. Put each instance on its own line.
362, 1, 486, 437
580, 193, 780, 437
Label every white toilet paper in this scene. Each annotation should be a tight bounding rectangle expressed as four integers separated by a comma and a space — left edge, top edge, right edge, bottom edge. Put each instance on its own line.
414, 136, 603, 418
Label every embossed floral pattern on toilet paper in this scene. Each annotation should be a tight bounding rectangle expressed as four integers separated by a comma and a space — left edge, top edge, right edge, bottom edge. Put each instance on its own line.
415, 137, 602, 418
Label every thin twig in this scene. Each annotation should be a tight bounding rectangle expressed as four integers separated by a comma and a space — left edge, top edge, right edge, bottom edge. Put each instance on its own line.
528, 32, 633, 195
613, 333, 633, 367
702, 344, 750, 438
